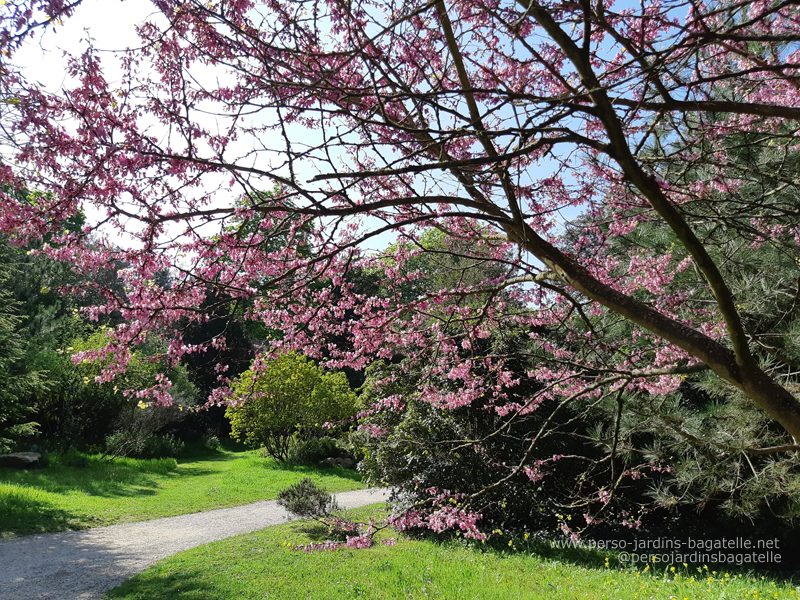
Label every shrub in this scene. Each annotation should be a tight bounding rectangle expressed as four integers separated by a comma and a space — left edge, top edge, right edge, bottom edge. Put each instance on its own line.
277, 477, 340, 518
288, 437, 344, 465
227, 353, 357, 461
105, 430, 184, 459
353, 360, 604, 536
61, 448, 89, 468
201, 433, 221, 451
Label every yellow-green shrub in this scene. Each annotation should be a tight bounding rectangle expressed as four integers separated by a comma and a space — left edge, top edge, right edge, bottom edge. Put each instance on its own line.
227, 353, 356, 461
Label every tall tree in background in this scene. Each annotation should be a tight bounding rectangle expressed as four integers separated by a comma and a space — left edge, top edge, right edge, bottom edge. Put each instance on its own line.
1, 0, 800, 531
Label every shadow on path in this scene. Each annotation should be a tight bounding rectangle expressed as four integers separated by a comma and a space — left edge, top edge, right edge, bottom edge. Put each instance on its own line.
0, 487, 390, 600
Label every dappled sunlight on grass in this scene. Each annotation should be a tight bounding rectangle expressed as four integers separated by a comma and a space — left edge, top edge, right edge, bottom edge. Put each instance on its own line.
0, 447, 364, 537
0, 483, 84, 535
3, 458, 174, 498
175, 449, 239, 465
269, 461, 364, 483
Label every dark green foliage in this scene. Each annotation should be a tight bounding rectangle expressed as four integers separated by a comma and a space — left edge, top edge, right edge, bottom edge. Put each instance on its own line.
30, 343, 129, 451
179, 186, 313, 402
277, 477, 340, 518
0, 285, 45, 453
354, 359, 610, 534
39, 328, 198, 452
0, 189, 202, 454
629, 379, 800, 525
104, 430, 185, 459
201, 433, 221, 450
102, 380, 195, 459
287, 437, 350, 465
351, 233, 602, 533
180, 289, 254, 404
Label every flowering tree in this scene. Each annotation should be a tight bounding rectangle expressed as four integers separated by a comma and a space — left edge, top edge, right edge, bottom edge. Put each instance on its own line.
2, 0, 800, 530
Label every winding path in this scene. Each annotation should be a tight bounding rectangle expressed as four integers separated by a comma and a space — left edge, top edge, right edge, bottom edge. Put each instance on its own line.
0, 487, 391, 600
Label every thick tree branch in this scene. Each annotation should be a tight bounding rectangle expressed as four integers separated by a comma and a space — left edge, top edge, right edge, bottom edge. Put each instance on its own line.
611, 98, 800, 121
515, 0, 800, 441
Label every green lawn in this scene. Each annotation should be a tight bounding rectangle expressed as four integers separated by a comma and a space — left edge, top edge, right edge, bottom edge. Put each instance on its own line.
107, 505, 799, 600
0, 447, 363, 537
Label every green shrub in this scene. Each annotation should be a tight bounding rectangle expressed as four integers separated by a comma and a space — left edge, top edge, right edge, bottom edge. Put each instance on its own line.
105, 430, 184, 459
288, 437, 341, 465
227, 353, 357, 461
201, 433, 221, 451
277, 477, 339, 518
61, 448, 88, 468
353, 360, 599, 535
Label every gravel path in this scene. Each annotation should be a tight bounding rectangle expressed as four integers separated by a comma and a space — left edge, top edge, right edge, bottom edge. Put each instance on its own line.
0, 487, 391, 600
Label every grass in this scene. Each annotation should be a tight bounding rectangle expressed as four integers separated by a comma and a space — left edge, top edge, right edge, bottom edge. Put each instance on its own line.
108, 504, 800, 600
0, 445, 363, 537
